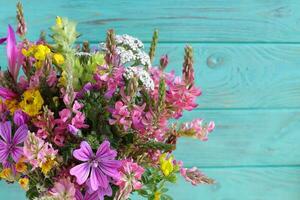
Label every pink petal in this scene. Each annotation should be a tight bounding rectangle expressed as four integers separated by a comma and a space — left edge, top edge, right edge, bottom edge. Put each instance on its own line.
0, 121, 12, 143
70, 162, 90, 185
90, 167, 108, 191
11, 146, 23, 162
73, 141, 93, 162
96, 141, 111, 157
13, 124, 28, 145
0, 37, 6, 44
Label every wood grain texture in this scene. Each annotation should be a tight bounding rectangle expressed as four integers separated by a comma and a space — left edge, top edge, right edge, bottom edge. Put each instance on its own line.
175, 109, 300, 167
1, 0, 300, 42
1, 43, 300, 109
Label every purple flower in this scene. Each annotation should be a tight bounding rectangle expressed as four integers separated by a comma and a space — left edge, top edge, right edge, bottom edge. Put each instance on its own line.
13, 110, 29, 127
0, 121, 28, 163
70, 141, 121, 193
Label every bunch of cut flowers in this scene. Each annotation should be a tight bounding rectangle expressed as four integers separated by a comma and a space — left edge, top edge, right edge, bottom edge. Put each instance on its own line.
0, 3, 215, 200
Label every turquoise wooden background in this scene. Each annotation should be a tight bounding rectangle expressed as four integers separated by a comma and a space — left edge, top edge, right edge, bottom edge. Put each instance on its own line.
1, 0, 300, 199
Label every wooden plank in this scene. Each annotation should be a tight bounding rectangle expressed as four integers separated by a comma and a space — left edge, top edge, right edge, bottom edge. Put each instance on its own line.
2, 167, 300, 200
174, 109, 300, 167
1, 43, 300, 109
1, 0, 300, 42
165, 167, 300, 200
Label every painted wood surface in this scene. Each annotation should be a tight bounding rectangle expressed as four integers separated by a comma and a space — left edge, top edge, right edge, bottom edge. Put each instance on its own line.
0, 0, 300, 199
1, 0, 300, 42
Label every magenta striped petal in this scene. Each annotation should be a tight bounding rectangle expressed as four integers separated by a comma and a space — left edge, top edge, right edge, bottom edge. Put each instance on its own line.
0, 121, 12, 143
73, 141, 94, 162
0, 148, 8, 163
12, 124, 28, 145
90, 167, 108, 191
70, 162, 90, 185
11, 146, 22, 162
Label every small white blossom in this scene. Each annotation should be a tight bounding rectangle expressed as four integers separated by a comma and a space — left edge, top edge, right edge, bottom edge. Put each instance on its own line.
136, 50, 151, 67
115, 46, 136, 64
115, 34, 144, 51
124, 67, 154, 90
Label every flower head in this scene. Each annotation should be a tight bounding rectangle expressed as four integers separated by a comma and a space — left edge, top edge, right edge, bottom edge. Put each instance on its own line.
115, 159, 144, 200
19, 177, 29, 190
20, 89, 44, 117
70, 141, 121, 193
0, 121, 28, 163
159, 153, 174, 176
49, 178, 76, 200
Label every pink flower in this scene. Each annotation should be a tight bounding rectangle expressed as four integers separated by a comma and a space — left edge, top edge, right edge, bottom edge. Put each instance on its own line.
182, 119, 215, 141
34, 109, 55, 139
0, 87, 17, 100
70, 141, 121, 193
23, 132, 57, 169
115, 159, 144, 200
109, 101, 131, 130
55, 101, 88, 137
49, 178, 76, 200
94, 65, 125, 99
131, 104, 146, 130
180, 167, 214, 185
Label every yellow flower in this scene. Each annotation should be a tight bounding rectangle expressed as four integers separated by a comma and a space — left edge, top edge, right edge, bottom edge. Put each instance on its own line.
53, 53, 65, 65
159, 153, 174, 176
4, 99, 19, 114
22, 46, 35, 57
18, 178, 29, 190
41, 158, 57, 175
58, 71, 67, 87
15, 161, 27, 173
0, 168, 14, 182
154, 191, 161, 200
20, 89, 44, 117
34, 45, 51, 61
56, 16, 63, 27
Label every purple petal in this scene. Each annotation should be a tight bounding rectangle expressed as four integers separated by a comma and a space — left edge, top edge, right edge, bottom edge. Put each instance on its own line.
7, 25, 20, 81
84, 191, 99, 200
73, 141, 93, 162
99, 161, 121, 179
70, 162, 90, 185
0, 121, 12, 143
68, 124, 79, 135
0, 37, 6, 44
90, 167, 108, 191
96, 141, 117, 159
0, 142, 8, 163
11, 146, 22, 162
13, 124, 28, 145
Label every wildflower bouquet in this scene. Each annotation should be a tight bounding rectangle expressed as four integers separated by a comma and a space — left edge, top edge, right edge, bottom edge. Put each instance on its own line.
0, 3, 215, 200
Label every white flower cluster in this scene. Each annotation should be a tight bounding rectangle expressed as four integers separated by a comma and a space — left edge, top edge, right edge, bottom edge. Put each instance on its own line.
115, 34, 144, 51
99, 34, 151, 67
124, 67, 155, 91
115, 46, 136, 64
